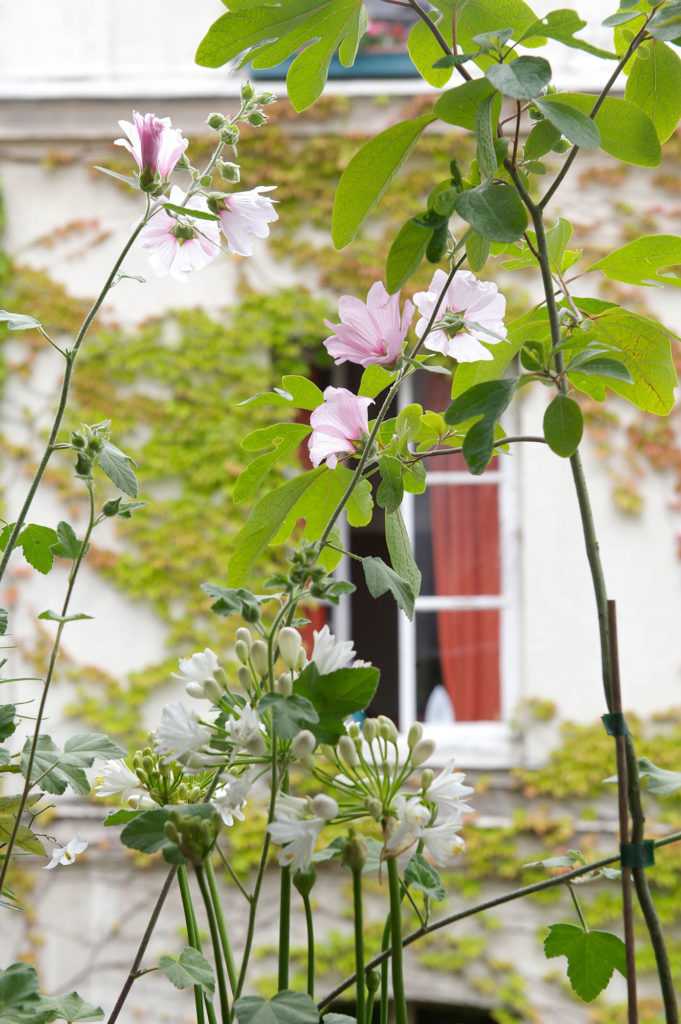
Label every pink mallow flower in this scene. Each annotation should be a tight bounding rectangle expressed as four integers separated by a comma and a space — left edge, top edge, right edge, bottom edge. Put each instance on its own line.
308, 387, 373, 470
323, 282, 413, 368
413, 268, 507, 362
211, 187, 278, 257
115, 112, 187, 190
138, 186, 221, 281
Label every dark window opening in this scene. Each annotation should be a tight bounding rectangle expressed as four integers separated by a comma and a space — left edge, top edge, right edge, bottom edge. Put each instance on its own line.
328, 1001, 495, 1023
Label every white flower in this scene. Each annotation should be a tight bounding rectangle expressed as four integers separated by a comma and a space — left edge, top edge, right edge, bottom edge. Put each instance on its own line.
421, 821, 465, 866
174, 648, 220, 685
385, 796, 431, 854
426, 761, 474, 821
311, 625, 362, 675
138, 186, 221, 281
155, 702, 212, 761
227, 704, 264, 751
413, 268, 507, 362
95, 760, 142, 803
44, 837, 88, 871
216, 186, 278, 256
213, 768, 259, 827
268, 814, 324, 872
273, 792, 309, 821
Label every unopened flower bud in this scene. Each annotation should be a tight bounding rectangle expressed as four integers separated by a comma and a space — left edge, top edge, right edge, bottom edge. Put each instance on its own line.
102, 498, 121, 517
241, 81, 256, 103
257, 92, 276, 105
378, 716, 397, 743
295, 648, 307, 671
237, 666, 251, 689
207, 112, 226, 129
338, 735, 359, 766
420, 768, 434, 792
293, 864, 316, 897
278, 627, 303, 670
362, 718, 378, 742
407, 722, 423, 749
245, 732, 266, 755
311, 794, 338, 821
203, 679, 224, 705
220, 124, 240, 145
342, 833, 368, 872
235, 640, 250, 665
164, 820, 180, 843
366, 797, 383, 821
411, 738, 436, 767
236, 627, 251, 648
366, 969, 380, 994
247, 111, 267, 127
250, 640, 268, 678
219, 160, 241, 183
292, 730, 317, 759
185, 681, 206, 700
347, 721, 361, 740
276, 673, 293, 697
71, 432, 86, 449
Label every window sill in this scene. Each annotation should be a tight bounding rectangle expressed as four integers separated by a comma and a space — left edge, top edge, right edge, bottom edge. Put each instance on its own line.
420, 722, 517, 770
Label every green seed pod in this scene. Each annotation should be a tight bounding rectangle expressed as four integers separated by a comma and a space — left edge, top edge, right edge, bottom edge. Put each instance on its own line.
293, 864, 317, 897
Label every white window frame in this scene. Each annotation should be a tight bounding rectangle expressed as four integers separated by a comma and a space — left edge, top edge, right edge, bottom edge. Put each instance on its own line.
395, 380, 521, 768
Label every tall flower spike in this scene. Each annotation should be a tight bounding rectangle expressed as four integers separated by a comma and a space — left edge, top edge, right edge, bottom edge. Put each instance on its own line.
413, 268, 507, 362
308, 387, 373, 469
115, 112, 187, 192
323, 282, 413, 367
138, 186, 221, 281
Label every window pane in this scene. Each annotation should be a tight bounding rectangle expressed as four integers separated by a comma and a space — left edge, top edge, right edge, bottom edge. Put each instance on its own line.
416, 610, 501, 723
414, 486, 501, 597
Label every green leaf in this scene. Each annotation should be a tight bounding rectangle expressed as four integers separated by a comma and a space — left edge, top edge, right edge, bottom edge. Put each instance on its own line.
385, 508, 422, 600
434, 79, 499, 131
543, 395, 583, 457
376, 455, 403, 513
0, 706, 17, 743
571, 357, 632, 383
196, 0, 365, 111
159, 947, 215, 996
163, 202, 218, 222
359, 365, 397, 398
50, 521, 85, 560
648, 1, 681, 42
486, 56, 552, 99
63, 732, 126, 761
120, 809, 171, 855
445, 379, 517, 473
589, 234, 681, 288
258, 693, 319, 740
235, 423, 311, 504
228, 468, 325, 584
637, 757, 681, 795
37, 610, 93, 624
386, 218, 433, 293
625, 41, 681, 142
475, 93, 498, 180
547, 93, 660, 165
0, 818, 45, 857
332, 115, 435, 249
520, 9, 617, 59
362, 555, 415, 619
454, 182, 528, 243
279, 375, 324, 411
408, 14, 453, 87
294, 663, 379, 744
534, 98, 600, 150
0, 310, 42, 333
0, 608, 7, 636
234, 990, 320, 1024
97, 440, 138, 497
404, 852, 446, 901
323, 1016, 357, 1024
455, 0, 539, 54
465, 230, 491, 272
201, 584, 264, 621
544, 923, 626, 1002
0, 963, 101, 1023
38, 993, 104, 1023
524, 118, 562, 159
21, 736, 89, 796
15, 525, 58, 575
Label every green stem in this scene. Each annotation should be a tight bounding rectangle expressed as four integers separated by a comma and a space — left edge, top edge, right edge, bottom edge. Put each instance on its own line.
567, 883, 588, 932
352, 867, 366, 1024
386, 857, 408, 1024
303, 893, 315, 999
0, 202, 151, 586
205, 858, 238, 996
379, 915, 390, 1024
278, 866, 291, 991
196, 864, 231, 1023
0, 481, 97, 894
178, 866, 211, 1024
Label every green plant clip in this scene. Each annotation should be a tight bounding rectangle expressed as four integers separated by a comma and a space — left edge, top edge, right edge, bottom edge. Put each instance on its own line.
620, 840, 655, 869
601, 712, 629, 737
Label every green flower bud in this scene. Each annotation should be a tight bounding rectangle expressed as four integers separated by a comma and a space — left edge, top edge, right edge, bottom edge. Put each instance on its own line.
185, 681, 206, 700
338, 735, 359, 766
235, 640, 250, 665
257, 92, 276, 105
278, 626, 303, 670
275, 672, 293, 697
293, 864, 316, 897
407, 722, 423, 749
292, 730, 317, 758
247, 111, 267, 127
366, 797, 383, 821
311, 794, 338, 820
199, 174, 213, 188
71, 432, 86, 449
362, 718, 378, 742
102, 498, 121, 517
236, 627, 252, 648
241, 81, 256, 102
366, 969, 380, 994
347, 721, 361, 740
237, 666, 251, 689
420, 768, 434, 792
250, 640, 269, 678
411, 738, 436, 767
207, 112, 226, 129
378, 716, 397, 744
342, 833, 368, 872
219, 160, 241, 183
220, 124, 240, 146
164, 820, 180, 843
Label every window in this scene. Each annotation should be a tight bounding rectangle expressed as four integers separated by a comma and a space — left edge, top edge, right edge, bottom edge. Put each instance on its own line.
340, 370, 520, 768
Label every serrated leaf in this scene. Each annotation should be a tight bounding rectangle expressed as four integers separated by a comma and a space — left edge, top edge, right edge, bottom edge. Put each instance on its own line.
234, 989, 320, 1024
258, 693, 319, 740
404, 852, 446, 901
454, 182, 528, 243
486, 56, 552, 100
16, 525, 58, 575
97, 441, 138, 497
294, 663, 379, 744
333, 115, 435, 249
544, 923, 626, 1002
50, 521, 85, 560
543, 395, 583, 457
362, 555, 415, 619
159, 947, 215, 996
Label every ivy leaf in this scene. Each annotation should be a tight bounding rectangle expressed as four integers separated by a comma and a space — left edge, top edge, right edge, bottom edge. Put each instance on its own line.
159, 947, 215, 996
637, 757, 681, 795
454, 182, 528, 243
545, 93, 660, 166
534, 98, 600, 150
0, 310, 42, 332
445, 379, 517, 474
385, 508, 422, 601
589, 234, 681, 289
258, 693, 320, 740
277, 375, 324, 411
625, 41, 681, 143
294, 663, 379, 744
97, 441, 139, 497
543, 395, 583, 457
62, 733, 126, 761
333, 115, 435, 249
269, 466, 373, 550
196, 1, 366, 112
234, 990, 320, 1024
544, 923, 627, 1002
520, 9, 617, 59
386, 218, 433, 293
0, 706, 17, 743
50, 521, 86, 560
486, 56, 552, 100
362, 555, 416, 619
404, 852, 446, 901
235, 423, 311, 505
434, 79, 499, 131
